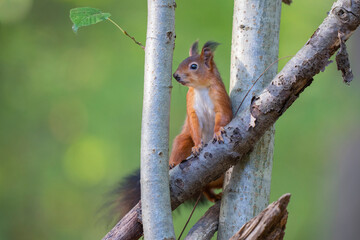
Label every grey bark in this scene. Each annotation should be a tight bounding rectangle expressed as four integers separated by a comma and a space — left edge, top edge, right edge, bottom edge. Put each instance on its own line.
103, 1, 360, 239
140, 0, 176, 239
184, 201, 221, 240
218, 0, 281, 239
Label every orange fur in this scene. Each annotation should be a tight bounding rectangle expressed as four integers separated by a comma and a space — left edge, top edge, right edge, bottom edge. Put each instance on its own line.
170, 41, 233, 201
168, 122, 193, 168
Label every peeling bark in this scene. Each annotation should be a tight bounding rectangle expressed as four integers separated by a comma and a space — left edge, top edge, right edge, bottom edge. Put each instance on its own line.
336, 31, 354, 84
103, 1, 360, 239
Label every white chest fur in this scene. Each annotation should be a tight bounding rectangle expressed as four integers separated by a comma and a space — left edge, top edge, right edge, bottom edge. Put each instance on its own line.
193, 88, 215, 143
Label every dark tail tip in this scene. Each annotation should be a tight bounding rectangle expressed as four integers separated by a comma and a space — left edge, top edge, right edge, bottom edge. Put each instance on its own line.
104, 169, 141, 224
102, 168, 209, 225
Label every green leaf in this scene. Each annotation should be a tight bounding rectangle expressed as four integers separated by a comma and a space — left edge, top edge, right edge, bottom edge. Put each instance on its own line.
69, 7, 111, 33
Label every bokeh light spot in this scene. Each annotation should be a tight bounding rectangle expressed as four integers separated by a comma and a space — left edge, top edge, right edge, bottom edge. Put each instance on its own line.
63, 136, 108, 185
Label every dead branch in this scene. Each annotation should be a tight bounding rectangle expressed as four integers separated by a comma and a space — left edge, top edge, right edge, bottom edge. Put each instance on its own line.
230, 194, 291, 240
103, 0, 360, 239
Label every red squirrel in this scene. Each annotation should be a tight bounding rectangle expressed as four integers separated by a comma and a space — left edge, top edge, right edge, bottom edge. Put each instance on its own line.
113, 41, 232, 219
170, 41, 232, 201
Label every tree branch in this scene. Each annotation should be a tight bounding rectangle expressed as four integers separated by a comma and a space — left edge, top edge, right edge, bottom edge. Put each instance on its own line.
103, 202, 143, 240
184, 201, 221, 240
103, 0, 360, 239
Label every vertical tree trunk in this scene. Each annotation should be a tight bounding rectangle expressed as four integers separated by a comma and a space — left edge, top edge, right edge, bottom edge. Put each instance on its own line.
140, 0, 176, 239
218, 0, 282, 239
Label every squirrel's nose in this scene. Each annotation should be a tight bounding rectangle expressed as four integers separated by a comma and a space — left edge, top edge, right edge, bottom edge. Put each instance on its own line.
173, 73, 181, 82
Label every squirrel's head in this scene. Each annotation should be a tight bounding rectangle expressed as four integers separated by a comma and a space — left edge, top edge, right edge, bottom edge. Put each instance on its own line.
173, 41, 220, 88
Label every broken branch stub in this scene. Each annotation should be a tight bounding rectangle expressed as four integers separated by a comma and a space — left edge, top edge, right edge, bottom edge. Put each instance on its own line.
229, 194, 291, 240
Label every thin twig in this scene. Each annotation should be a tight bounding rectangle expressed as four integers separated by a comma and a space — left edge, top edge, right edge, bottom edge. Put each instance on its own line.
234, 55, 293, 117
178, 194, 202, 240
107, 18, 145, 50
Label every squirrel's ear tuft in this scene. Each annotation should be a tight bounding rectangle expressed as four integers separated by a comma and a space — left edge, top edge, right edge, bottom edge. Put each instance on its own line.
201, 41, 220, 68
202, 41, 220, 53
189, 40, 199, 56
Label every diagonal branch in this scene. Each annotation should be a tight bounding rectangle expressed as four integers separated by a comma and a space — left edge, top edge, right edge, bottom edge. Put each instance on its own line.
184, 201, 221, 240
103, 0, 360, 239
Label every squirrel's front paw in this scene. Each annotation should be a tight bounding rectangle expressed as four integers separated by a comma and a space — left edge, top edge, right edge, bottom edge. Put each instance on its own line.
191, 144, 203, 156
210, 192, 222, 202
203, 189, 222, 202
213, 127, 225, 143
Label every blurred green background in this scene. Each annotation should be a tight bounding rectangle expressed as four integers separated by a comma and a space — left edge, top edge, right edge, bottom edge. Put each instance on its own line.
1, 0, 360, 239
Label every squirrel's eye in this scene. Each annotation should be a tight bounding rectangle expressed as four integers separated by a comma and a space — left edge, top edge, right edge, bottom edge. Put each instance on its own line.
190, 63, 198, 70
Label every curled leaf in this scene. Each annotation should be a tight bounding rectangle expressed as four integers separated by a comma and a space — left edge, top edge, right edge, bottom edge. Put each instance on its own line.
70, 7, 111, 32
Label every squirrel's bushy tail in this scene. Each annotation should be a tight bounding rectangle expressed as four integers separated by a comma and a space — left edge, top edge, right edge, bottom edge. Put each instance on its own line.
107, 168, 208, 224
111, 169, 141, 221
